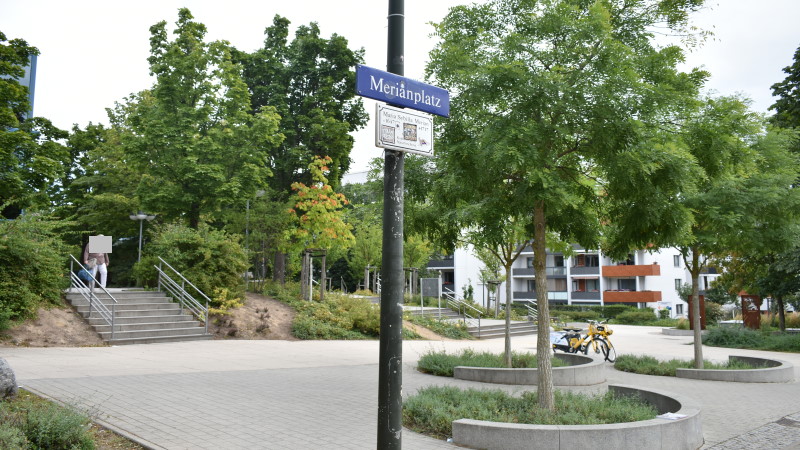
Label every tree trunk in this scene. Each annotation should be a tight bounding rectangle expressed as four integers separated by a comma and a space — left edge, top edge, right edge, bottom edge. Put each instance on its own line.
777, 294, 786, 331
188, 202, 200, 229
320, 252, 326, 302
495, 283, 500, 318
504, 264, 513, 368
300, 251, 308, 301
364, 266, 370, 292
273, 252, 286, 285
534, 201, 554, 410
690, 247, 704, 369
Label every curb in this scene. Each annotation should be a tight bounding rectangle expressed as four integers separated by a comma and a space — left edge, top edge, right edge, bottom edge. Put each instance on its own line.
675, 355, 794, 383
452, 384, 703, 450
453, 353, 605, 386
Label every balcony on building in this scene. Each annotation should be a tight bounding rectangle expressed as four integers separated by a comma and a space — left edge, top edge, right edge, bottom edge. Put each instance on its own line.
511, 266, 567, 277
427, 255, 455, 269
603, 290, 662, 303
572, 253, 600, 275
602, 263, 661, 277
512, 290, 568, 301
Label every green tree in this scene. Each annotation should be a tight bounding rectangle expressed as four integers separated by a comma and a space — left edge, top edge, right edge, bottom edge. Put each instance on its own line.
235, 15, 368, 194
679, 113, 800, 363
0, 32, 69, 217
284, 156, 355, 299
427, 0, 707, 409
133, 222, 248, 305
770, 44, 800, 131
111, 9, 283, 229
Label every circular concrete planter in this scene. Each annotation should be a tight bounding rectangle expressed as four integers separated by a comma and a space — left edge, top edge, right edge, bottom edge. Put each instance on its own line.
452, 384, 703, 450
662, 328, 707, 336
675, 355, 794, 383
453, 353, 605, 386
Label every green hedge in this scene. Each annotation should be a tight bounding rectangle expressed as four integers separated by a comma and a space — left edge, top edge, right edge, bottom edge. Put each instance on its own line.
133, 223, 247, 307
0, 214, 70, 327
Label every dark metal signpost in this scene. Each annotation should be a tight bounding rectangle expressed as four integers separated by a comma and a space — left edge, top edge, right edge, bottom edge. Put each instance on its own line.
359, 2, 449, 448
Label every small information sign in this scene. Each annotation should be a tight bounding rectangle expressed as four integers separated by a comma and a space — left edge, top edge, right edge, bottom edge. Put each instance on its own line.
375, 104, 434, 157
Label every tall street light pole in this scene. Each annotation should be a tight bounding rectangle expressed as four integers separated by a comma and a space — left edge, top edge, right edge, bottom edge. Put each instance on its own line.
378, 1, 404, 448
129, 211, 155, 262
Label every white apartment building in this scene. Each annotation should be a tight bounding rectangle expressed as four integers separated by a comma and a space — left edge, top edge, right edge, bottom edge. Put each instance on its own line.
426, 246, 720, 319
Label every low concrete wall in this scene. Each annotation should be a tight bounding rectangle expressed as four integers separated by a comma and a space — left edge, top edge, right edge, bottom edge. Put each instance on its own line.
676, 355, 794, 383
453, 353, 605, 386
452, 384, 703, 450
662, 328, 707, 336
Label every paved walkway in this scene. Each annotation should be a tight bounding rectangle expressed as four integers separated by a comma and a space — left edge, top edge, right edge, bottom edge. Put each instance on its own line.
2, 325, 800, 449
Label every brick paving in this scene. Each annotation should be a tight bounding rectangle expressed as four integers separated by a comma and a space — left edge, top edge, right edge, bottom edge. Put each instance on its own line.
2, 326, 800, 449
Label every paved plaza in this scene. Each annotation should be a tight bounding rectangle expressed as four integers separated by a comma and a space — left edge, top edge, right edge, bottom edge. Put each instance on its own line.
2, 325, 800, 449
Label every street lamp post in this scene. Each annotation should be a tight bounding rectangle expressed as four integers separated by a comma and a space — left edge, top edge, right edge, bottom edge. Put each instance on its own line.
129, 211, 155, 262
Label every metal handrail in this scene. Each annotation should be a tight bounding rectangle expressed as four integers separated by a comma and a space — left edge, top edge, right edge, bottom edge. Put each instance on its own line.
525, 301, 538, 322
443, 291, 482, 336
155, 257, 210, 333
69, 254, 117, 340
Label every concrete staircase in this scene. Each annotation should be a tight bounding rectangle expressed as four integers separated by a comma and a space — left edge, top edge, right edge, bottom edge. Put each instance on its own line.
466, 321, 538, 339
406, 307, 463, 320
406, 307, 538, 339
66, 289, 213, 345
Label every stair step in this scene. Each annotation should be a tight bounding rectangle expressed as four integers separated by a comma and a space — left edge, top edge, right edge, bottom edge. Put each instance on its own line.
98, 326, 208, 340
87, 315, 195, 326
94, 321, 203, 332
107, 333, 214, 346
74, 302, 182, 313
69, 297, 175, 306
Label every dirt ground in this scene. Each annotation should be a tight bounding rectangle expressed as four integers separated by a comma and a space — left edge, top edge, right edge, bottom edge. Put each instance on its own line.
0, 293, 447, 347
208, 292, 298, 340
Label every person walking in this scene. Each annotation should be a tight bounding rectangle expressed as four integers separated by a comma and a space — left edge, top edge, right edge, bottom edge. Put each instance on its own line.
83, 238, 110, 290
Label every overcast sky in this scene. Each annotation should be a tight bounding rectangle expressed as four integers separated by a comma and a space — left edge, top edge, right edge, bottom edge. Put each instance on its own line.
2, 0, 799, 172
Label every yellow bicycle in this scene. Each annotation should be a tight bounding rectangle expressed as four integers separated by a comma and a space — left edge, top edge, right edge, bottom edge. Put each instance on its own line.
551, 319, 616, 362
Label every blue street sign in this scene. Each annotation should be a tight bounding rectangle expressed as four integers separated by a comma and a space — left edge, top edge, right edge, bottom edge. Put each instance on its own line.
356, 64, 450, 118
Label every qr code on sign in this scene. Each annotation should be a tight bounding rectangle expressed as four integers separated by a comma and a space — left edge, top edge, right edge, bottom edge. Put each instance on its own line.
403, 123, 417, 141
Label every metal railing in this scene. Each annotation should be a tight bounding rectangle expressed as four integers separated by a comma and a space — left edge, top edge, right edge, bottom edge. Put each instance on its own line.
69, 254, 118, 340
443, 291, 483, 337
155, 257, 210, 333
525, 301, 538, 322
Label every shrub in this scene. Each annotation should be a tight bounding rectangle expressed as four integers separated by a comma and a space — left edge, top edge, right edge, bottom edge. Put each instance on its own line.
291, 293, 381, 339
417, 348, 566, 376
613, 309, 656, 325
0, 391, 95, 449
0, 213, 70, 323
676, 318, 690, 330
404, 314, 473, 340
403, 386, 657, 439
703, 326, 800, 352
0, 423, 27, 448
133, 223, 247, 307
614, 354, 756, 376
560, 310, 601, 322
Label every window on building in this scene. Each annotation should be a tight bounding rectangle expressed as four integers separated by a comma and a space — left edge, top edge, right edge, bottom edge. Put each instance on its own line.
674, 255, 681, 267
527, 280, 536, 292
526, 257, 534, 268
618, 279, 636, 291
573, 279, 599, 292
552, 255, 565, 267
675, 279, 682, 290
574, 254, 599, 267
676, 304, 684, 315
547, 278, 567, 292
